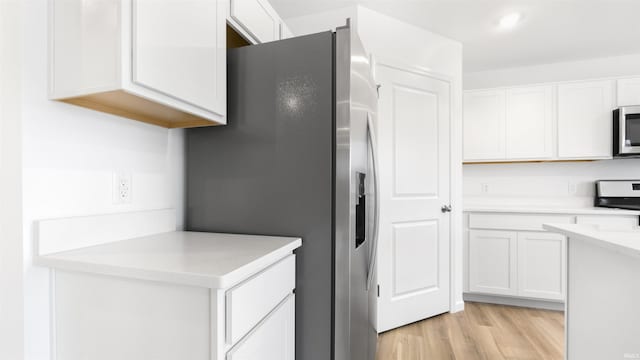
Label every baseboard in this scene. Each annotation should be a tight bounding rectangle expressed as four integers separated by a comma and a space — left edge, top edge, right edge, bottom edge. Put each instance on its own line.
463, 293, 564, 311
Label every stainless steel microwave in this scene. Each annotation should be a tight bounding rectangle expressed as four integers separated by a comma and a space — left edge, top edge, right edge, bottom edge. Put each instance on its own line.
613, 105, 640, 157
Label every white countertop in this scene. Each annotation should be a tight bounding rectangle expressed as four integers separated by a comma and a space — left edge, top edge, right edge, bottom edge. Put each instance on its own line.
464, 206, 640, 216
543, 224, 640, 259
37, 231, 302, 289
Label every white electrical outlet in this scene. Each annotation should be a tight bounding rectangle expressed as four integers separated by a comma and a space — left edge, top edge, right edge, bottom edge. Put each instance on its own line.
113, 172, 132, 204
481, 183, 489, 194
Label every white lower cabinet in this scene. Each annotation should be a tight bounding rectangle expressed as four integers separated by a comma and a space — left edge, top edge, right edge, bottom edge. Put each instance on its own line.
52, 255, 297, 360
517, 232, 566, 301
469, 230, 517, 296
227, 294, 295, 360
469, 229, 566, 301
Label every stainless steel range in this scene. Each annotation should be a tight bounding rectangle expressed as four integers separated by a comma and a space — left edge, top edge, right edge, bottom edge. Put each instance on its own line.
595, 180, 640, 210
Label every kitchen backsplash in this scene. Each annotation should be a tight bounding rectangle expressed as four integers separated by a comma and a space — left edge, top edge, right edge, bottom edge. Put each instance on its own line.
464, 159, 640, 208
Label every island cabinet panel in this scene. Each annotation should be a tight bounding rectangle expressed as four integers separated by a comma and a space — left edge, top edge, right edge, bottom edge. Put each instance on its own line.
565, 233, 640, 360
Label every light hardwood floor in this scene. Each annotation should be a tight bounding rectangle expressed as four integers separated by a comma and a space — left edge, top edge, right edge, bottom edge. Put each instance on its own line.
376, 302, 564, 360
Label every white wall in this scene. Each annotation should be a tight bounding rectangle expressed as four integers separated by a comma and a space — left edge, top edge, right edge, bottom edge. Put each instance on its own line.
22, 1, 185, 359
463, 54, 640, 208
464, 53, 640, 89
0, 2, 25, 360
287, 6, 463, 79
288, 6, 465, 313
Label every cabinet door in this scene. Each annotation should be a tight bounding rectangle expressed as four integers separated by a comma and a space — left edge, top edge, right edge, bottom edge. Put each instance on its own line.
557, 80, 614, 159
617, 78, 640, 107
230, 0, 279, 43
517, 232, 566, 301
464, 90, 506, 161
506, 86, 554, 159
132, 0, 226, 117
227, 294, 295, 360
468, 230, 517, 296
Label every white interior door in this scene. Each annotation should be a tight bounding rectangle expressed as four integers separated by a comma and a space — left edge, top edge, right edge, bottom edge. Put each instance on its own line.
376, 64, 451, 333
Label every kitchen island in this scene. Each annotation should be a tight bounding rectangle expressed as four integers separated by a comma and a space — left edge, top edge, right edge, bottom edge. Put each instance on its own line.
543, 224, 640, 360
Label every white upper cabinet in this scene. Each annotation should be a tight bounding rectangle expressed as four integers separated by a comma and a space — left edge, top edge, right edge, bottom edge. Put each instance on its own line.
229, 0, 280, 43
132, 0, 225, 115
464, 90, 506, 161
50, 0, 226, 128
557, 80, 614, 159
505, 86, 554, 160
465, 212, 571, 303
617, 77, 640, 107
464, 78, 621, 162
464, 85, 554, 162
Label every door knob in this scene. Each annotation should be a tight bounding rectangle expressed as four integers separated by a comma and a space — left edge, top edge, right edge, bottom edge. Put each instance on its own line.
441, 205, 452, 213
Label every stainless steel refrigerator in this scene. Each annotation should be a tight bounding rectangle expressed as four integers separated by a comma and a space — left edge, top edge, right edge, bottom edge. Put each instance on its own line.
186, 23, 379, 360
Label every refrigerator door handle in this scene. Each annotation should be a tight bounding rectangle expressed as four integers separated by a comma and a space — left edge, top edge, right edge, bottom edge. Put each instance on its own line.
366, 113, 380, 291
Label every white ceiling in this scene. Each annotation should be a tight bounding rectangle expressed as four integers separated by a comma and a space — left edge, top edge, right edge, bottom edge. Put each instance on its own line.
269, 0, 640, 72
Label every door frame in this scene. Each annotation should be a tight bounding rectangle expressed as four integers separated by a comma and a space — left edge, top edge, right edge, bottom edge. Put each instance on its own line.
374, 56, 463, 323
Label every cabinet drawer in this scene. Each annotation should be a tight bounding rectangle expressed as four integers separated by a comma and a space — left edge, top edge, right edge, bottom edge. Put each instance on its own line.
576, 215, 639, 229
230, 0, 278, 43
226, 255, 295, 345
227, 294, 295, 360
469, 213, 574, 231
